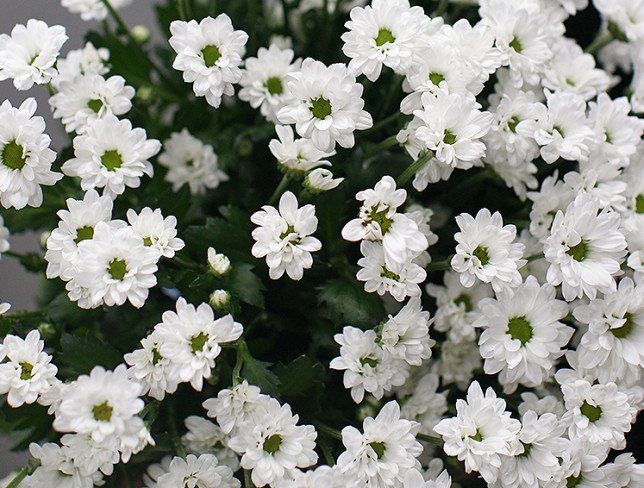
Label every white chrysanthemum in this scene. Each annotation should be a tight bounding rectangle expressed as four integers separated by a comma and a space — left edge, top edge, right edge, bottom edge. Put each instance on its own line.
0, 330, 58, 407
562, 159, 626, 212
544, 193, 627, 301
239, 45, 301, 122
413, 88, 493, 170
53, 42, 110, 89
182, 416, 239, 472
594, 0, 644, 43
62, 114, 160, 198
207, 247, 231, 276
124, 331, 179, 401
45, 189, 114, 280
475, 276, 573, 393
169, 15, 249, 108
154, 297, 243, 391
269, 125, 334, 174
546, 437, 610, 488
601, 453, 644, 488
451, 208, 526, 293
489, 154, 538, 201
357, 241, 426, 302
573, 277, 643, 386
61, 0, 133, 22
23, 442, 103, 488
337, 401, 422, 488
0, 215, 9, 259
73, 222, 159, 308
399, 373, 448, 436
518, 392, 565, 418
157, 454, 240, 488
251, 191, 322, 280
304, 168, 344, 193
53, 364, 145, 444
126, 207, 184, 258
60, 433, 119, 477
493, 411, 568, 488
427, 270, 493, 343
0, 98, 61, 210
228, 398, 318, 487
527, 171, 574, 241
330, 326, 408, 403
203, 380, 266, 435
560, 379, 633, 450
142, 456, 172, 488
433, 381, 522, 484
402, 468, 452, 488
341, 0, 439, 81
158, 129, 229, 195
277, 58, 373, 152
434, 338, 482, 390
275, 465, 353, 488
49, 73, 135, 134
380, 298, 434, 366
0, 19, 67, 90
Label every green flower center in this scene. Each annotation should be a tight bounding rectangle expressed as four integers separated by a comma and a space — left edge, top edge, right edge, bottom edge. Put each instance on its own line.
201, 45, 221, 67
263, 434, 282, 454
74, 225, 94, 244
509, 36, 523, 53
101, 150, 123, 171
567, 475, 583, 488
635, 194, 644, 214
152, 348, 163, 365
473, 245, 490, 265
369, 441, 386, 458
507, 316, 533, 346
265, 76, 284, 95
375, 28, 395, 46
360, 356, 378, 368
191, 332, 209, 353
92, 401, 113, 421
429, 72, 445, 86
611, 313, 635, 339
19, 362, 34, 380
380, 267, 401, 281
310, 96, 332, 119
567, 240, 588, 262
279, 224, 296, 240
107, 258, 128, 280
1, 140, 26, 170
369, 208, 393, 234
580, 401, 602, 422
553, 125, 565, 138
470, 430, 483, 442
143, 236, 153, 247
443, 130, 457, 145
454, 293, 473, 312
87, 99, 104, 113
508, 116, 520, 133
519, 441, 533, 458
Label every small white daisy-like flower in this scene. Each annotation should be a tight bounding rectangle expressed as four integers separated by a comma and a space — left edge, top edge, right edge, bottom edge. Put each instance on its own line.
601, 453, 644, 488
203, 380, 265, 435
548, 437, 610, 488
357, 241, 426, 302
337, 401, 423, 488
435, 338, 482, 390
380, 297, 434, 366
518, 392, 565, 418
277, 58, 373, 152
169, 15, 249, 108
303, 168, 344, 194
53, 364, 145, 444
562, 159, 626, 212
560, 379, 633, 450
0, 19, 67, 90
154, 297, 243, 391
156, 454, 240, 488
413, 88, 493, 170
433, 381, 522, 484
451, 208, 526, 293
594, 0, 644, 43
158, 129, 229, 195
60, 433, 119, 477
475, 276, 573, 393
0, 215, 9, 259
0, 98, 61, 210
49, 73, 135, 134
0, 330, 58, 408
207, 247, 232, 276
23, 442, 103, 488
399, 373, 448, 436
228, 398, 318, 487
126, 207, 185, 258
239, 45, 301, 123
275, 465, 353, 488
341, 0, 439, 81
62, 114, 160, 198
251, 191, 322, 280
44, 189, 114, 280
182, 416, 239, 472
61, 0, 133, 22
402, 468, 452, 488
544, 193, 627, 301
142, 456, 172, 488
269, 125, 334, 174
52, 42, 110, 89
73, 222, 159, 309
330, 326, 408, 403
527, 171, 574, 241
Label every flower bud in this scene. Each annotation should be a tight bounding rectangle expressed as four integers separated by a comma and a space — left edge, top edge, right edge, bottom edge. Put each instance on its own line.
130, 25, 151, 43
207, 247, 231, 276
209, 289, 231, 312
304, 168, 344, 194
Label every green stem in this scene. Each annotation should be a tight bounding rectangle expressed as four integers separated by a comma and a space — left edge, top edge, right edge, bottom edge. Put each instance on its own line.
176, 0, 187, 19
432, 0, 450, 17
366, 135, 399, 157
315, 423, 343, 441
45, 83, 55, 96
244, 469, 253, 488
5, 460, 39, 488
417, 432, 444, 447
526, 253, 544, 262
268, 174, 291, 205
319, 440, 335, 466
232, 340, 247, 385
363, 112, 405, 135
396, 151, 434, 186
427, 259, 452, 272
585, 33, 613, 55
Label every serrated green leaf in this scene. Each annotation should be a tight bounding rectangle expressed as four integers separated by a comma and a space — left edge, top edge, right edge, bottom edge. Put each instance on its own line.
318, 278, 386, 328
275, 355, 325, 398
241, 355, 281, 398
228, 263, 265, 309
58, 333, 122, 375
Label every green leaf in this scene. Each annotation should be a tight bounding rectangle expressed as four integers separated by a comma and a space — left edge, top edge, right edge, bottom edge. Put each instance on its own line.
58, 333, 122, 375
241, 355, 281, 398
275, 355, 325, 398
318, 278, 386, 328
228, 263, 265, 309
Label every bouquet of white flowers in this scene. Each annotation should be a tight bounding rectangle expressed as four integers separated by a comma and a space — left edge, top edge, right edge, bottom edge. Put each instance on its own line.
0, 0, 642, 487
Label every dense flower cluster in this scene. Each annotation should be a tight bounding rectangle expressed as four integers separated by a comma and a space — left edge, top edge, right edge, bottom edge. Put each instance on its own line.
0, 0, 642, 487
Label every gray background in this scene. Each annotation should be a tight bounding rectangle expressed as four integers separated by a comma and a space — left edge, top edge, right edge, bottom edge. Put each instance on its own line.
0, 0, 158, 476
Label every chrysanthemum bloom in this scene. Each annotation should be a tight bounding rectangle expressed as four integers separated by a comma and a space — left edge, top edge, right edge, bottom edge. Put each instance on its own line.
126, 207, 185, 259
156, 454, 240, 488
62, 0, 133, 22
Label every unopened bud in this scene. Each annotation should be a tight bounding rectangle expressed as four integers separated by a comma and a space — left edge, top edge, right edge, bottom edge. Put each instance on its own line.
304, 168, 344, 194
130, 25, 151, 43
209, 289, 231, 312
207, 247, 231, 276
